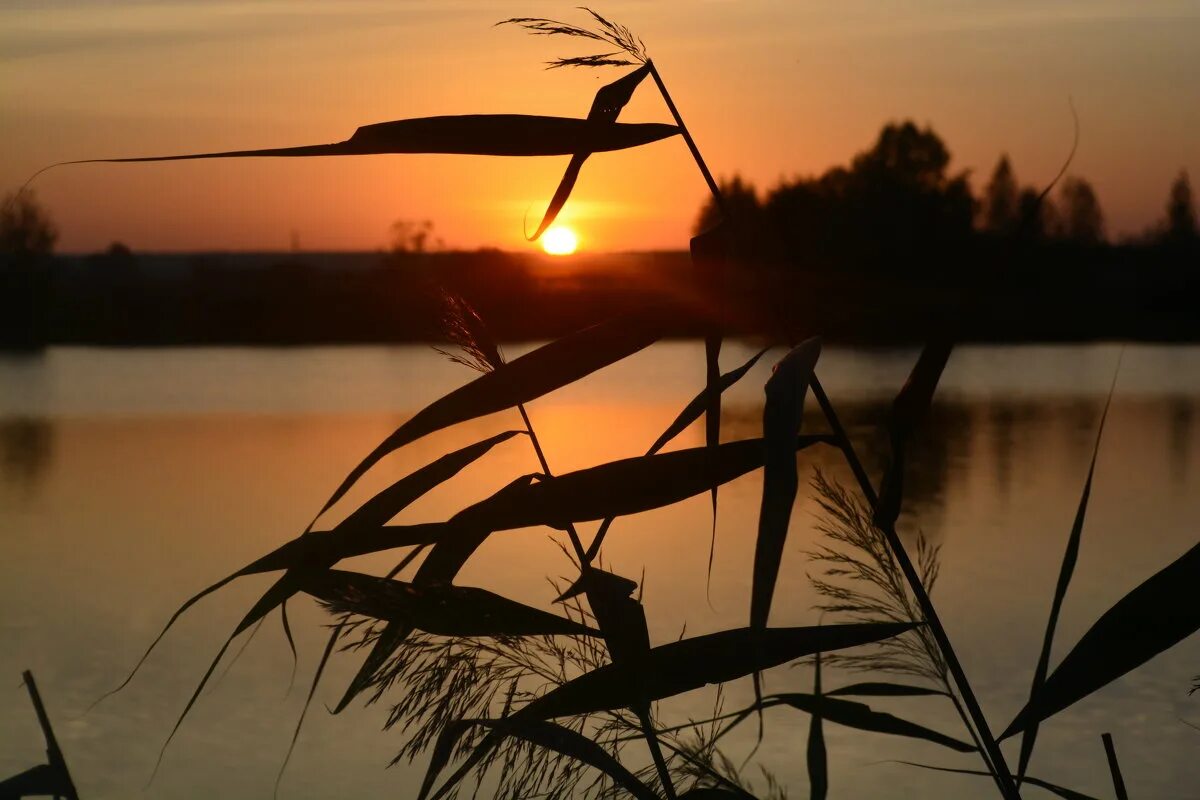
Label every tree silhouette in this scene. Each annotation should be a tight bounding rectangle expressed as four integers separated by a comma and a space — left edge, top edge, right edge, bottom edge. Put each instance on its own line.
982, 155, 1019, 235
1, 188, 57, 260
1055, 176, 1105, 245
693, 174, 759, 236
1165, 170, 1197, 244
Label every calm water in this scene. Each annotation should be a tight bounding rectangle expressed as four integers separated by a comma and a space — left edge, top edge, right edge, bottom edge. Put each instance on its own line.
2, 343, 1199, 799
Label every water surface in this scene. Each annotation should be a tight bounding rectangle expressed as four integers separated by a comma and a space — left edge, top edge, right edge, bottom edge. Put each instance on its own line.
2, 343, 1199, 799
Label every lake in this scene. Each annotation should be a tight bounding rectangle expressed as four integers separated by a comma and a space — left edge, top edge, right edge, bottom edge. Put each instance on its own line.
2, 342, 1199, 799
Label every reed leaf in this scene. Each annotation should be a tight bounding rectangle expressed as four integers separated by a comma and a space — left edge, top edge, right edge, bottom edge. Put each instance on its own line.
586, 347, 768, 562
1101, 732, 1129, 800
0, 764, 70, 797
895, 761, 1101, 800
42, 116, 679, 174
313, 310, 665, 524
1016, 361, 1120, 783
305, 569, 596, 638
471, 718, 661, 800
529, 65, 651, 240
807, 653, 828, 800
517, 622, 916, 721
772, 693, 975, 753
704, 334, 723, 583
752, 338, 821, 630
94, 431, 515, 712
875, 341, 952, 530
1002, 539, 1200, 739
453, 434, 833, 533
337, 430, 523, 533
826, 682, 944, 698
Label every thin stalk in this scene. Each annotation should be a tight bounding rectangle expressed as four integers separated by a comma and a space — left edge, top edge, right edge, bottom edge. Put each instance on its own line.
809, 375, 1020, 800
516, 402, 588, 565
639, 708, 679, 800
514, 401, 676, 798
1101, 733, 1128, 800
647, 60, 728, 218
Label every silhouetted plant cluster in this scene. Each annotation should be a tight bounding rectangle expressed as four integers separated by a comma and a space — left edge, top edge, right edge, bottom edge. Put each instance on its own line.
22, 9, 1200, 799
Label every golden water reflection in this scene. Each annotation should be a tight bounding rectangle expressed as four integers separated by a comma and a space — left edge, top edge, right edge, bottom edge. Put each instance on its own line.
1, 343, 1199, 799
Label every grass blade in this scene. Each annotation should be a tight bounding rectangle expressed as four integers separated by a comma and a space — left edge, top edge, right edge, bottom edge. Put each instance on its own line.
453, 434, 833, 534
773, 694, 975, 753
895, 761, 1101, 800
335, 430, 523, 533
826, 682, 944, 698
1101, 732, 1129, 800
1016, 358, 1120, 782
807, 652, 828, 800
646, 348, 767, 457
312, 311, 664, 524
704, 334, 723, 587
478, 718, 661, 800
875, 341, 952, 530
752, 338, 821, 630
529, 65, 650, 240
517, 621, 916, 721
305, 569, 597, 637
585, 347, 768, 562
1002, 538, 1200, 739
43, 115, 679, 172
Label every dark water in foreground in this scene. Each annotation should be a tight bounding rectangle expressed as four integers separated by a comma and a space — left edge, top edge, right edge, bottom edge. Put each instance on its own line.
2, 343, 1199, 799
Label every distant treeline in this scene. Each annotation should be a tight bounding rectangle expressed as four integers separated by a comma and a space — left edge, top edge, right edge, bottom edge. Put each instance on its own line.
1, 120, 1198, 348
694, 120, 1199, 274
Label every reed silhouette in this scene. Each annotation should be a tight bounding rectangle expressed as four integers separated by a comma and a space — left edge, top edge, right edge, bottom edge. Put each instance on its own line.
33, 8, 1200, 799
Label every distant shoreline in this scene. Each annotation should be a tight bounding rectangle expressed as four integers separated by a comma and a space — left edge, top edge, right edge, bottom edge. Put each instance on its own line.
3, 245, 1199, 349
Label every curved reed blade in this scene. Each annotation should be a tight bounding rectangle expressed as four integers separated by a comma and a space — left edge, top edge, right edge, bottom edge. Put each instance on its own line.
648, 348, 768, 456
1002, 538, 1200, 740
273, 620, 344, 799
416, 475, 537, 586
773, 693, 975, 753
874, 341, 953, 530
112, 430, 518, 711
516, 621, 915, 721
333, 430, 523, 533
332, 621, 414, 716
461, 718, 662, 800
0, 764, 70, 797
586, 347, 768, 562
453, 434, 833, 534
87, 570, 241, 712
1016, 356, 1120, 783
894, 761, 1101, 800
305, 569, 597, 638
1101, 732, 1129, 800
313, 311, 665, 523
807, 652, 828, 800
150, 575, 297, 781
752, 338, 821, 631
825, 682, 944, 698
704, 335, 723, 588
529, 65, 651, 240
32, 115, 680, 179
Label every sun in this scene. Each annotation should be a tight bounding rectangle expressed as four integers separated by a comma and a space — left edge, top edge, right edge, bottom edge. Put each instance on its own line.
542, 226, 578, 256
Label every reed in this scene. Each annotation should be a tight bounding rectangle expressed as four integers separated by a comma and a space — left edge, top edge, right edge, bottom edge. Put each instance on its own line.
66, 8, 1200, 799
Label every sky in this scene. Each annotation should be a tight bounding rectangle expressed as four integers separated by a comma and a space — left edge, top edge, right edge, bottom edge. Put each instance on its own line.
2, 0, 1198, 253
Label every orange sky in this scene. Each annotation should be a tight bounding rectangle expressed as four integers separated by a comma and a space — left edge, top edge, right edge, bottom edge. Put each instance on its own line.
3, 1, 1198, 253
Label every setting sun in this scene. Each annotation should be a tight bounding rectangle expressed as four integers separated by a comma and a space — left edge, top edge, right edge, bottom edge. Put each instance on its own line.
542, 226, 578, 256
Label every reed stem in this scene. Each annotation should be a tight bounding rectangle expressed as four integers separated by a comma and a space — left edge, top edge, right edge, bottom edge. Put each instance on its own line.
648, 61, 728, 218
809, 375, 1020, 800
515, 402, 677, 798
